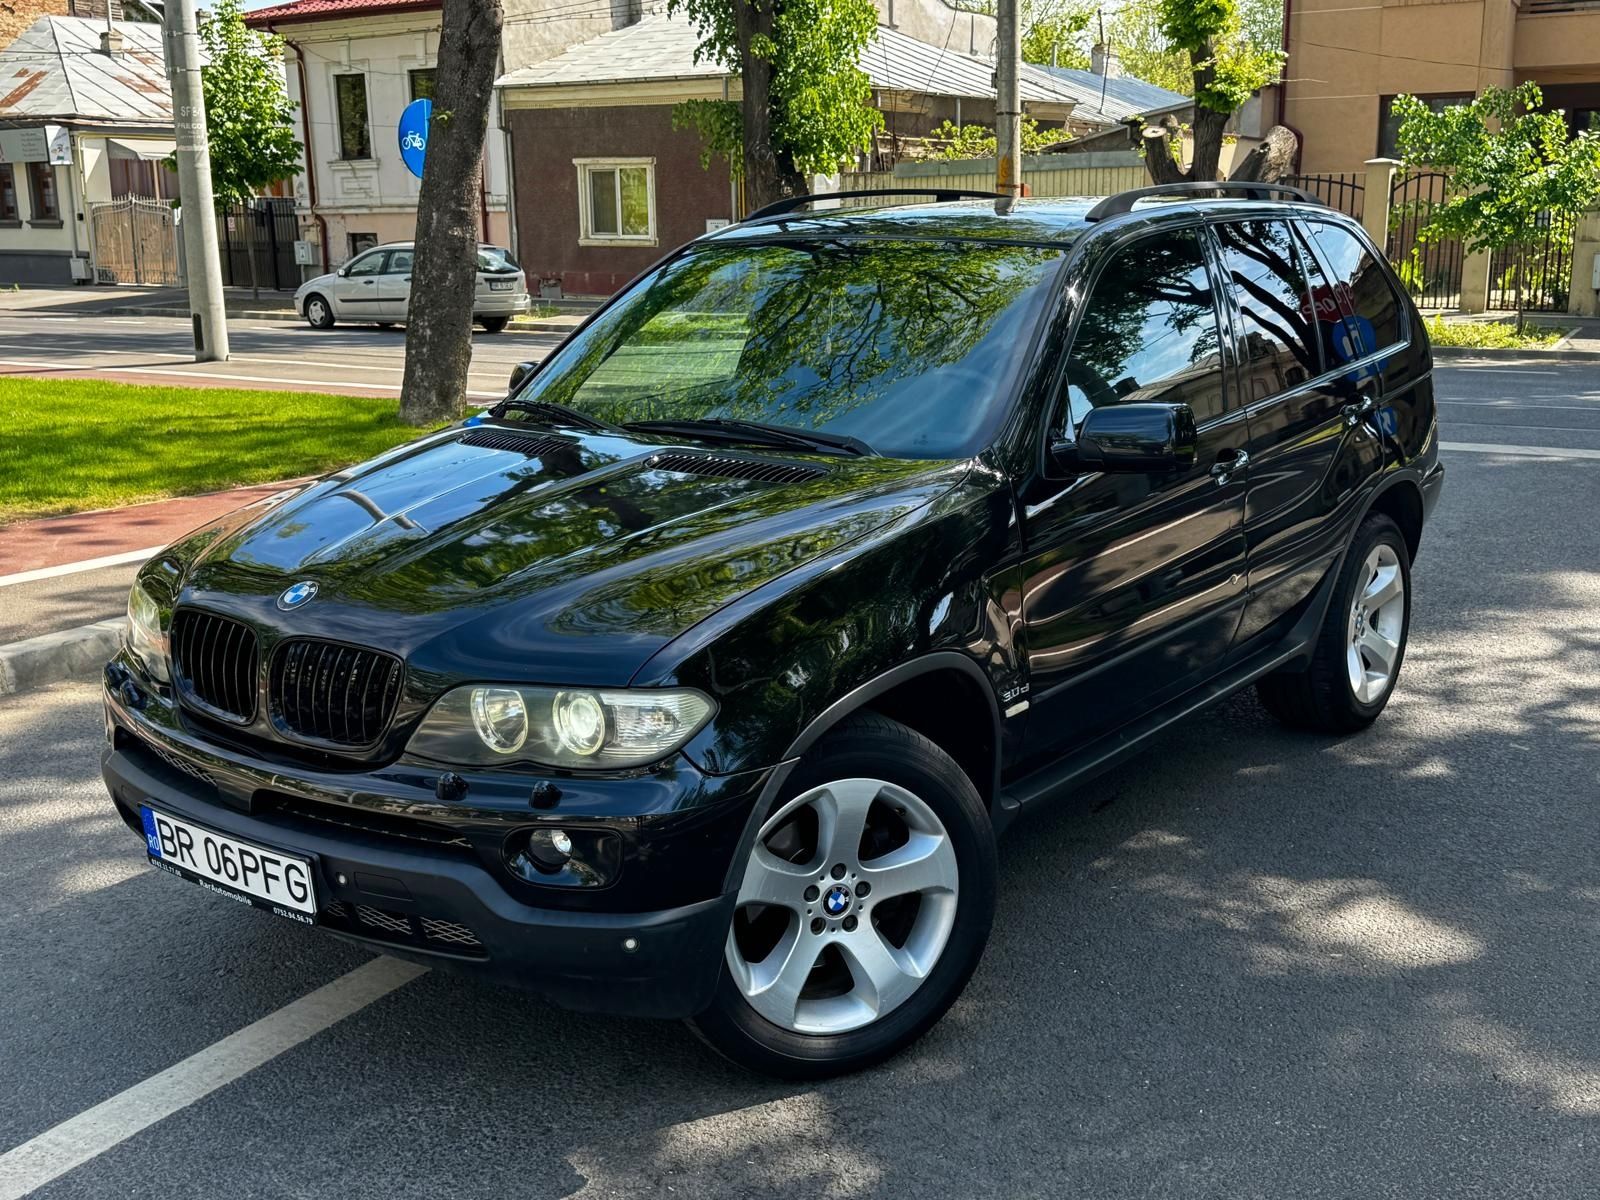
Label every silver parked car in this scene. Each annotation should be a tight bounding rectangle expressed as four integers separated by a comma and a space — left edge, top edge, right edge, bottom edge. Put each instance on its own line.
295, 242, 528, 333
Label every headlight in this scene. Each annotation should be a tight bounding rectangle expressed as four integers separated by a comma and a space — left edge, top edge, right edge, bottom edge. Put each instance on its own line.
124, 581, 171, 684
407, 684, 714, 769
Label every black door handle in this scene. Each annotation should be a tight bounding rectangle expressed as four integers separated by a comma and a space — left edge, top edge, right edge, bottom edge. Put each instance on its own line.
1343, 394, 1376, 427
1210, 448, 1249, 485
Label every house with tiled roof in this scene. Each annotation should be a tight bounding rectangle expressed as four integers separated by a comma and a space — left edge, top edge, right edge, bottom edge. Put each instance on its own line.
495, 7, 1089, 296
0, 14, 175, 284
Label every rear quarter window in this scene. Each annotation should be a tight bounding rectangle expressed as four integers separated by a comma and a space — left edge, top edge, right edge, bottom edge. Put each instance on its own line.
1301, 221, 1405, 360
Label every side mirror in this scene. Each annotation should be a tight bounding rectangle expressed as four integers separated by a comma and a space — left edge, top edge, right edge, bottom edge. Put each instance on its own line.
336, 266, 350, 278
1062, 402, 1198, 474
507, 361, 538, 395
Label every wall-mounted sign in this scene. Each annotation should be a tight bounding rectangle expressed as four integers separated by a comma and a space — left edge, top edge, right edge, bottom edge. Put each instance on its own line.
0, 125, 69, 165
398, 99, 430, 180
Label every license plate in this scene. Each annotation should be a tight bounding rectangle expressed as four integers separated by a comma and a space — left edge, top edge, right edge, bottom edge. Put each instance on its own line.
141, 806, 317, 924
488, 279, 515, 291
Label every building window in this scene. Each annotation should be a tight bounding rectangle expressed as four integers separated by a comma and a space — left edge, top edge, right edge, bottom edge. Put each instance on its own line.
27, 162, 60, 223
0, 164, 17, 221
575, 158, 655, 244
334, 73, 372, 160
1378, 93, 1471, 158
348, 231, 379, 258
408, 68, 436, 102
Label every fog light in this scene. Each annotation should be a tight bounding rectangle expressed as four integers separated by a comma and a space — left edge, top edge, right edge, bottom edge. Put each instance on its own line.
523, 827, 573, 873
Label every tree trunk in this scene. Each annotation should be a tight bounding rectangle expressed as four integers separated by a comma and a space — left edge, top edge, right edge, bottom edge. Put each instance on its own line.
399, 0, 503, 425
1140, 115, 1187, 185
1228, 125, 1300, 183
736, 0, 785, 212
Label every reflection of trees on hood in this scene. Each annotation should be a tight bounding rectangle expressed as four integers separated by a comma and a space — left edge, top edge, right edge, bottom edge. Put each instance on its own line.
520, 240, 1061, 433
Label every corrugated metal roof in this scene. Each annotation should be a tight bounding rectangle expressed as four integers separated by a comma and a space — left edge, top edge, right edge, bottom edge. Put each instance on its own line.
496, 12, 1082, 107
1033, 65, 1189, 124
244, 0, 439, 28
0, 17, 170, 124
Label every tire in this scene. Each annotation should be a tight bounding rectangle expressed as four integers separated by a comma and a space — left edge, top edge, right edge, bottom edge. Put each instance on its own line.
304, 294, 335, 329
480, 316, 510, 334
688, 712, 997, 1080
1256, 512, 1412, 734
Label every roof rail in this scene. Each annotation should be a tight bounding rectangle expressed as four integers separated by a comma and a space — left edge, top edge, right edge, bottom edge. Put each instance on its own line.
1083, 181, 1323, 222
742, 188, 1006, 223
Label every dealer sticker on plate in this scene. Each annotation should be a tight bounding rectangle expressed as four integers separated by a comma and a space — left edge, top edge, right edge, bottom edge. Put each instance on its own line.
141, 806, 317, 925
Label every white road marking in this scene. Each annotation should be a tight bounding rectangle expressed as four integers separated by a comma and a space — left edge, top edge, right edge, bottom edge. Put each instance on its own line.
0, 957, 426, 1200
0, 358, 503, 398
1442, 441, 1600, 460
0, 547, 163, 590
1447, 420, 1600, 435
1440, 400, 1600, 411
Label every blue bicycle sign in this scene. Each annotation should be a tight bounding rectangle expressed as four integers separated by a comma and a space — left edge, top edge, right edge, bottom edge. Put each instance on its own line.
398, 98, 431, 179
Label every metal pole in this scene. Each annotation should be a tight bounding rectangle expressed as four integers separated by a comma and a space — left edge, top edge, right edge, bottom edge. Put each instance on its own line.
165, 0, 229, 360
994, 0, 1022, 214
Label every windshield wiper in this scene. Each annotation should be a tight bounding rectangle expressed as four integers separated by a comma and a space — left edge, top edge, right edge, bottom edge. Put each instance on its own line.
621, 418, 873, 457
491, 396, 611, 432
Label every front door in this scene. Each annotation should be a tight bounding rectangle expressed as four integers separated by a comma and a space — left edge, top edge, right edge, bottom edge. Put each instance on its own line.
378, 247, 414, 319
1019, 225, 1251, 761
332, 248, 387, 319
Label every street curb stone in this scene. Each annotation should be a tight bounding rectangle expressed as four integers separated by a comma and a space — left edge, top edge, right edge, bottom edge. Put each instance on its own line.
0, 619, 123, 696
1431, 346, 1600, 363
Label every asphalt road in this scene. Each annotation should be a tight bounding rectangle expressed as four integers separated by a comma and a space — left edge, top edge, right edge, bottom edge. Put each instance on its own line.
0, 310, 563, 400
2, 361, 1599, 1197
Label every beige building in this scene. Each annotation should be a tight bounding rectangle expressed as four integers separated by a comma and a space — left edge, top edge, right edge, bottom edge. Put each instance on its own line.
1284, 0, 1600, 175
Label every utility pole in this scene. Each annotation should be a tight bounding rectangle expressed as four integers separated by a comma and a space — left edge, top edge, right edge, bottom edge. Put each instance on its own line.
165, 0, 229, 361
994, 0, 1022, 214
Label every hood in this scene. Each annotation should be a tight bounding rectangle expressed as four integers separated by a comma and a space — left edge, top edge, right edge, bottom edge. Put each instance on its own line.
173, 424, 964, 688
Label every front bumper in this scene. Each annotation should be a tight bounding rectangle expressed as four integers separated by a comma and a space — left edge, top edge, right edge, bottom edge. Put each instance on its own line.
101, 671, 766, 1019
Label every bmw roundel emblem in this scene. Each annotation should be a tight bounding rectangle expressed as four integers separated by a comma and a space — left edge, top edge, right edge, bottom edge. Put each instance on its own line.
823, 884, 852, 917
277, 580, 318, 611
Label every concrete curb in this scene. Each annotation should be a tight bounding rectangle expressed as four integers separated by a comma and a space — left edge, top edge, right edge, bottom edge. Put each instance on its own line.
38, 304, 591, 333
0, 619, 123, 696
1431, 346, 1600, 363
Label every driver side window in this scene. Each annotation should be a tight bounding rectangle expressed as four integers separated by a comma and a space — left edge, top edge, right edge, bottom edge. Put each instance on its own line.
1056, 227, 1226, 437
346, 251, 386, 277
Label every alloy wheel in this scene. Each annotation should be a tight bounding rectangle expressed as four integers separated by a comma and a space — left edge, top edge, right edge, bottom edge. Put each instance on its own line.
1347, 542, 1406, 704
726, 778, 959, 1036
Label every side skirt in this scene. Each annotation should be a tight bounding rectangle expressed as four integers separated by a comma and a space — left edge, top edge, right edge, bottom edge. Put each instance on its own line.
993, 562, 1339, 835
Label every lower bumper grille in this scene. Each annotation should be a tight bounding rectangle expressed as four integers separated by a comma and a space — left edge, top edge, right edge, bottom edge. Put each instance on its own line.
320, 900, 486, 957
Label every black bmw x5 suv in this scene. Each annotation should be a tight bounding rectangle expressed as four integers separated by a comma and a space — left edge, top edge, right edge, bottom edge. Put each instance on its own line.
104, 184, 1443, 1078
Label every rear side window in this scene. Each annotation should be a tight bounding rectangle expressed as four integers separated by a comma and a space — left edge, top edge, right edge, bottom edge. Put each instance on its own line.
1302, 221, 1404, 363
1213, 220, 1322, 403
1060, 226, 1227, 433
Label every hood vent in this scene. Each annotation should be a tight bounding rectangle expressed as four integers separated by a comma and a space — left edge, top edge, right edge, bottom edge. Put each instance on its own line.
646, 452, 826, 485
460, 428, 576, 457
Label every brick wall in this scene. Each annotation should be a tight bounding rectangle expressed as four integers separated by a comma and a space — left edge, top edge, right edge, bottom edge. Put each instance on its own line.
0, 0, 70, 52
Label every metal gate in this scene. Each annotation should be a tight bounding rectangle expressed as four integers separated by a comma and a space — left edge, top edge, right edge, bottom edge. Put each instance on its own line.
1283, 172, 1365, 220
1488, 209, 1576, 312
1386, 171, 1463, 311
89, 197, 180, 286
218, 198, 299, 291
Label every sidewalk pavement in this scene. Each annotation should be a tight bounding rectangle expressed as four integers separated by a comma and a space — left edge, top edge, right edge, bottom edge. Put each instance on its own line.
0, 479, 306, 577
0, 285, 596, 332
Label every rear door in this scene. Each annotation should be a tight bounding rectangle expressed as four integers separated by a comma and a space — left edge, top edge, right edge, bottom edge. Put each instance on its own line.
1227, 218, 1391, 645
378, 247, 414, 319
1019, 224, 1251, 760
332, 249, 388, 319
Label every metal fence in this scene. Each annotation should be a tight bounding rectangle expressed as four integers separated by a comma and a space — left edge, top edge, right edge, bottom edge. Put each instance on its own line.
1385, 171, 1465, 311
1283, 172, 1366, 220
1488, 209, 1577, 312
88, 197, 179, 286
217, 198, 300, 291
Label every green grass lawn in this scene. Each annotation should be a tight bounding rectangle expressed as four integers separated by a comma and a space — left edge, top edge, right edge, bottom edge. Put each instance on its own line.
0, 378, 433, 524
1423, 315, 1568, 350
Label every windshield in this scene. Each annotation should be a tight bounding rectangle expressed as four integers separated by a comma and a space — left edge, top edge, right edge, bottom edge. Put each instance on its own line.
511, 239, 1064, 458
477, 246, 520, 274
